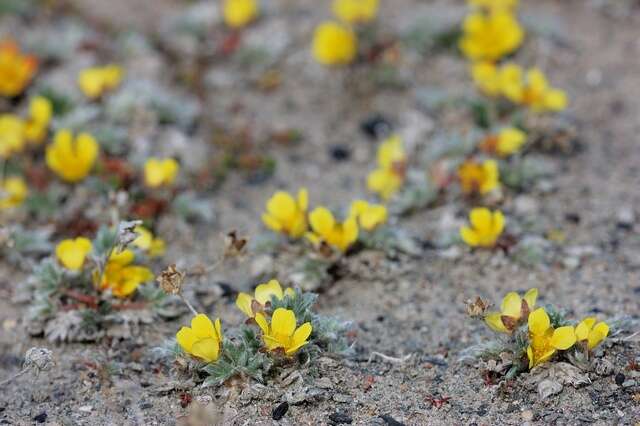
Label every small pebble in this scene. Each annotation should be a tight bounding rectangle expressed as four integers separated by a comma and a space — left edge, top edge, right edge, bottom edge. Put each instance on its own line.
272, 401, 289, 421
360, 114, 392, 140
33, 412, 47, 423
521, 410, 534, 421
615, 373, 626, 386
329, 411, 353, 424
78, 405, 93, 413
332, 393, 353, 403
329, 145, 351, 161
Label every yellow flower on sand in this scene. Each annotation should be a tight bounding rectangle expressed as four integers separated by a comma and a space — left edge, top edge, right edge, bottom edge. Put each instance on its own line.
349, 199, 387, 231
133, 226, 166, 258
78, 65, 123, 99
176, 314, 223, 363
332, 0, 379, 24
460, 208, 505, 248
255, 308, 312, 355
485, 288, 537, 333
471, 61, 502, 97
0, 114, 25, 158
500, 64, 567, 112
144, 158, 179, 188
367, 135, 406, 200
459, 10, 524, 62
223, 0, 258, 29
312, 21, 358, 66
527, 307, 576, 368
262, 188, 308, 238
308, 207, 359, 252
236, 279, 295, 318
468, 0, 518, 12
24, 96, 53, 145
479, 127, 526, 157
55, 237, 93, 271
458, 159, 500, 195
98, 249, 154, 297
0, 176, 28, 209
0, 40, 37, 97
575, 317, 609, 350
46, 130, 99, 183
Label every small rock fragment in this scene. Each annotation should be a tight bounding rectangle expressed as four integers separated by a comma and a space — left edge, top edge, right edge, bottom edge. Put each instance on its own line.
329, 411, 353, 424
615, 372, 626, 386
33, 412, 47, 423
537, 379, 563, 399
593, 358, 614, 376
272, 401, 289, 421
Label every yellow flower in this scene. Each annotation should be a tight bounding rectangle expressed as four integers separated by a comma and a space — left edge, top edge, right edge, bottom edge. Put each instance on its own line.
254, 308, 312, 355
78, 65, 123, 99
262, 188, 308, 238
460, 207, 505, 248
55, 237, 93, 271
500, 64, 568, 112
575, 317, 609, 350
308, 206, 359, 252
98, 249, 154, 297
223, 0, 258, 28
236, 279, 295, 318
349, 199, 387, 231
458, 159, 500, 195
0, 40, 37, 97
496, 127, 526, 156
332, 0, 379, 24
312, 21, 358, 66
485, 288, 537, 333
176, 314, 223, 363
459, 10, 524, 62
367, 135, 406, 200
132, 226, 166, 258
0, 176, 28, 209
24, 96, 53, 145
0, 114, 25, 158
46, 129, 99, 183
527, 307, 576, 368
143, 158, 179, 188
468, 0, 518, 11
471, 61, 501, 97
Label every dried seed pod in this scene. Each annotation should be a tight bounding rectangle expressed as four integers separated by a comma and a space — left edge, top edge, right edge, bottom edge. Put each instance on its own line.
223, 230, 247, 258
157, 264, 185, 295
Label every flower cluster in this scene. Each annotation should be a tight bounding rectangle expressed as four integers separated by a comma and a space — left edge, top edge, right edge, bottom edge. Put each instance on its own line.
0, 40, 37, 97
262, 188, 388, 253
312, 0, 379, 66
0, 96, 52, 159
174, 279, 349, 386
472, 288, 610, 374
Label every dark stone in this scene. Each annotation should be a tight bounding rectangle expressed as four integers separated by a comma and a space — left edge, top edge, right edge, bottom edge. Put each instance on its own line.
33, 412, 47, 423
329, 411, 353, 424
360, 114, 392, 140
477, 403, 488, 416
272, 401, 289, 421
615, 373, 626, 386
565, 213, 581, 224
329, 145, 351, 161
380, 414, 406, 426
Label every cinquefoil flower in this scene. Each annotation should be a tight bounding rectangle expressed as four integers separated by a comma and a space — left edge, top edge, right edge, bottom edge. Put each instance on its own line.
480, 127, 526, 157
0, 40, 37, 97
262, 188, 308, 238
575, 317, 609, 350
255, 308, 312, 355
500, 64, 567, 112
144, 158, 179, 188
485, 288, 537, 333
98, 249, 153, 297
133, 226, 166, 258
312, 21, 358, 66
460, 208, 504, 248
223, 0, 258, 28
24, 96, 53, 145
349, 199, 387, 231
459, 10, 524, 62
78, 65, 123, 99
176, 314, 223, 363
0, 176, 28, 209
0, 114, 25, 158
308, 206, 358, 252
527, 307, 576, 368
56, 237, 93, 271
332, 0, 379, 24
236, 279, 295, 318
458, 159, 500, 195
46, 130, 99, 183
367, 135, 406, 200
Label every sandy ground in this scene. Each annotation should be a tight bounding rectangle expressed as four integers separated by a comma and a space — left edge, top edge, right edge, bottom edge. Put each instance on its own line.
1, 0, 640, 424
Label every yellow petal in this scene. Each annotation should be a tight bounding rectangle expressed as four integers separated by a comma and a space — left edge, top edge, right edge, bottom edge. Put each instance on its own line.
551, 326, 576, 350
254, 279, 284, 305
214, 318, 223, 342
528, 307, 550, 336
575, 320, 590, 341
460, 226, 479, 247
485, 312, 508, 333
292, 322, 312, 347
297, 188, 308, 211
176, 327, 196, 353
284, 287, 296, 298
191, 314, 215, 339
190, 337, 220, 362
501, 292, 522, 318
270, 308, 296, 337
523, 288, 538, 311
254, 312, 269, 335
588, 322, 609, 349
470, 208, 492, 232
262, 213, 283, 232
235, 292, 254, 317
309, 207, 335, 236
527, 346, 534, 369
